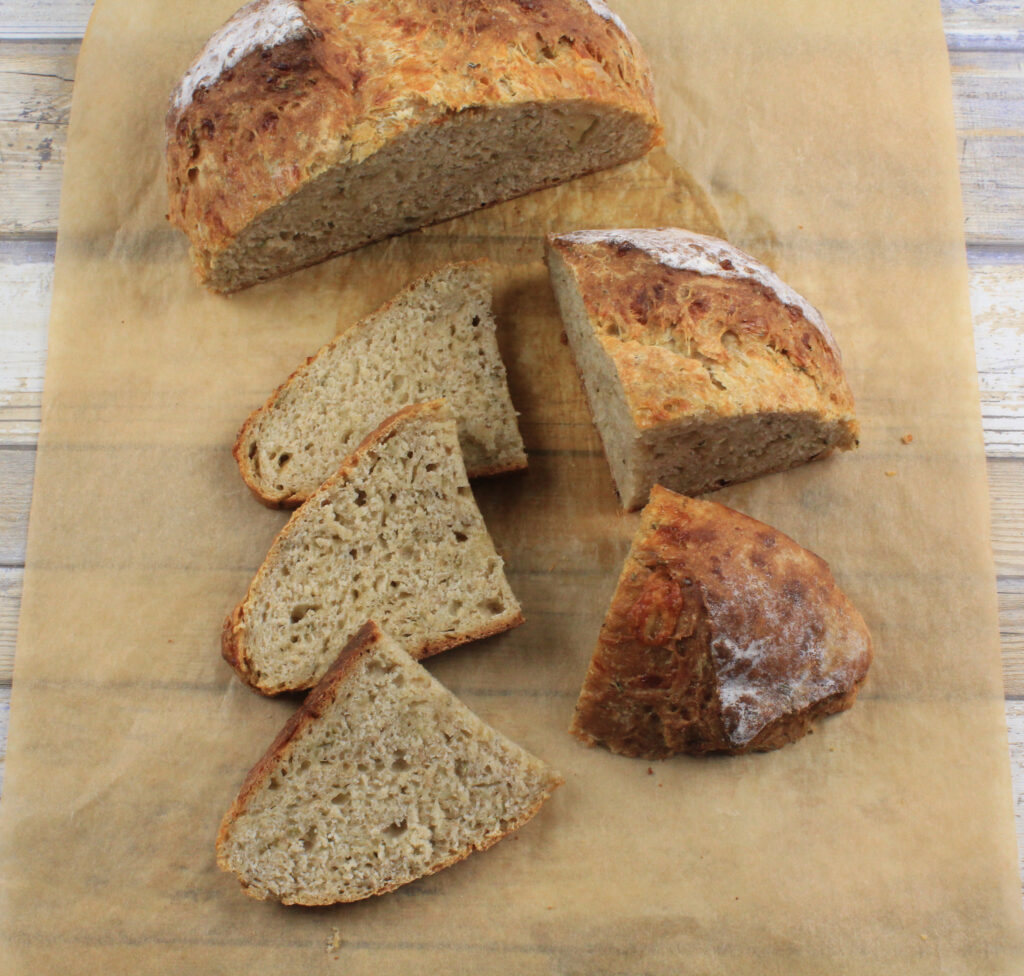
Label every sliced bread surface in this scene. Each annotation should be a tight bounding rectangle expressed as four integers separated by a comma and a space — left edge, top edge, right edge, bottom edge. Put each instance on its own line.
570, 486, 872, 757
235, 261, 526, 508
217, 622, 563, 905
546, 228, 859, 510
166, 0, 662, 292
224, 399, 522, 695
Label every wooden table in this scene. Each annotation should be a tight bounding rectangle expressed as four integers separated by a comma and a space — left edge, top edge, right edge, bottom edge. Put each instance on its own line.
1, 0, 1022, 884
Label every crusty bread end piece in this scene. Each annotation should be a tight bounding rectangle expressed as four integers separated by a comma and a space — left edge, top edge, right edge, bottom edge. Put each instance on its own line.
234, 261, 526, 508
217, 622, 563, 905
546, 229, 859, 510
570, 486, 872, 757
224, 399, 523, 695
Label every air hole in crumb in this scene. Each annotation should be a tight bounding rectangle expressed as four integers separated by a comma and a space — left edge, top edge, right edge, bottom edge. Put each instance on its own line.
247, 442, 257, 459
383, 819, 407, 839
481, 598, 505, 614
354, 488, 367, 506
290, 603, 319, 624
471, 315, 481, 326
453, 531, 468, 542
392, 756, 409, 772
276, 452, 291, 467
425, 462, 438, 472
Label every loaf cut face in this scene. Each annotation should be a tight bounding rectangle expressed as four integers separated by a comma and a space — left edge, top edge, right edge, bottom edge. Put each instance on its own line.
223, 400, 522, 695
570, 486, 872, 757
217, 622, 562, 905
546, 228, 859, 510
235, 262, 526, 508
166, 0, 662, 292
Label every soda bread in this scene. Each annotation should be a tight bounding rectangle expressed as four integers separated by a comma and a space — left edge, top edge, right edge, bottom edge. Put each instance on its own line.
570, 486, 872, 757
217, 622, 562, 905
166, 0, 662, 292
235, 261, 526, 508
546, 228, 860, 510
223, 400, 522, 695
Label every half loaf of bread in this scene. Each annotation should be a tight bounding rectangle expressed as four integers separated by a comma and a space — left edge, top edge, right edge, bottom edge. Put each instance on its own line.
546, 228, 859, 510
223, 399, 522, 695
570, 486, 872, 757
166, 0, 662, 292
235, 261, 526, 508
217, 622, 562, 905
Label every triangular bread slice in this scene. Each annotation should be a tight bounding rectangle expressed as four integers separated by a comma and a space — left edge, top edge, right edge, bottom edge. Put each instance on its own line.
235, 261, 526, 508
217, 622, 563, 905
546, 228, 859, 510
223, 399, 523, 695
571, 486, 872, 757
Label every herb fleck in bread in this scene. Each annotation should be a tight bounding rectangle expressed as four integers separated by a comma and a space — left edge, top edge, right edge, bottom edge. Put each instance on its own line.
217, 622, 562, 905
546, 228, 859, 510
166, 0, 662, 292
235, 261, 526, 508
223, 400, 522, 695
571, 486, 872, 757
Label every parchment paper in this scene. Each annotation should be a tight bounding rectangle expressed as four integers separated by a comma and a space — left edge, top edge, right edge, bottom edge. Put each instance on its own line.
1, 0, 1022, 972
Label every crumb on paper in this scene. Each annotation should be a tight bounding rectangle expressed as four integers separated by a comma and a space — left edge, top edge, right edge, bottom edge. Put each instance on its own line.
325, 927, 343, 952
885, 470, 897, 477
920, 933, 929, 942
901, 433, 914, 445
647, 767, 654, 776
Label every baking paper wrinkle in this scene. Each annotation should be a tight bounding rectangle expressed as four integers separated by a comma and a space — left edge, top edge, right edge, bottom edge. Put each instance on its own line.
0, 0, 1022, 973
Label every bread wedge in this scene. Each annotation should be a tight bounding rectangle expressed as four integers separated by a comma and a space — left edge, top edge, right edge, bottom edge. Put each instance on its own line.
546, 228, 859, 510
223, 400, 522, 695
571, 486, 872, 757
166, 0, 661, 292
235, 261, 526, 508
217, 622, 562, 905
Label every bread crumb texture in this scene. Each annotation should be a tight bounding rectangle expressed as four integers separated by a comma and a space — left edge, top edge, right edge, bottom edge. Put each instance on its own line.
546, 228, 859, 510
166, 0, 662, 291
234, 261, 525, 507
217, 623, 562, 905
224, 400, 522, 694
570, 486, 872, 757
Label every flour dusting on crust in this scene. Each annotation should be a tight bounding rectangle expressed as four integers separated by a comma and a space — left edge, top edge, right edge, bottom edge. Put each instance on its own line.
171, 0, 314, 113
555, 228, 840, 358
578, 0, 630, 35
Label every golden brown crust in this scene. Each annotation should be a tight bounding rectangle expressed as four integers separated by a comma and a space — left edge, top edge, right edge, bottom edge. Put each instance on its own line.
223, 399, 524, 694
167, 0, 661, 285
546, 232, 858, 433
570, 486, 873, 757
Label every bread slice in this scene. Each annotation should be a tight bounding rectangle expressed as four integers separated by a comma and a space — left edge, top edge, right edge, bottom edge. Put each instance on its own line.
546, 228, 859, 510
166, 0, 662, 292
223, 400, 522, 695
217, 622, 562, 905
570, 486, 872, 757
235, 261, 526, 509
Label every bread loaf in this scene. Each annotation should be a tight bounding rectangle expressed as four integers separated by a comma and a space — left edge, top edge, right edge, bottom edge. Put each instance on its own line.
235, 261, 526, 508
570, 486, 872, 757
166, 0, 661, 292
546, 228, 859, 510
223, 399, 522, 695
217, 622, 562, 905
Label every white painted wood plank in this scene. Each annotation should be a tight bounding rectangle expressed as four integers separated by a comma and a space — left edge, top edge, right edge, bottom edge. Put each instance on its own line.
0, 41, 76, 235
0, 447, 34, 567
0, 242, 52, 446
1005, 700, 1024, 894
0, 1, 92, 40
969, 264, 1024, 457
943, 0, 1024, 50
0, 567, 19, 685
951, 51, 1024, 245
0, 684, 7, 795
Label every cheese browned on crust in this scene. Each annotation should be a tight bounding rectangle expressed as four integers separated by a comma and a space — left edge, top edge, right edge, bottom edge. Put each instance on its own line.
546, 228, 859, 510
217, 622, 562, 905
570, 486, 872, 757
166, 0, 661, 292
